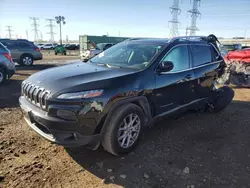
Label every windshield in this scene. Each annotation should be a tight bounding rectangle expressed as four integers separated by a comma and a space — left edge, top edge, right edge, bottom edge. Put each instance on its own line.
96, 43, 106, 50
89, 41, 164, 69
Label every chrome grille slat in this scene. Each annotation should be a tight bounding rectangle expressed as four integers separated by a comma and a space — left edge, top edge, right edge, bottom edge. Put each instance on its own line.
21, 82, 50, 110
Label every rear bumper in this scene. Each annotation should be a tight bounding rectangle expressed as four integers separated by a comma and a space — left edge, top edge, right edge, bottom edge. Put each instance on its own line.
33, 53, 43, 61
19, 97, 101, 149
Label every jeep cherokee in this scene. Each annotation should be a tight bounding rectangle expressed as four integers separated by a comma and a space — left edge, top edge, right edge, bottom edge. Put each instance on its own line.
19, 35, 234, 156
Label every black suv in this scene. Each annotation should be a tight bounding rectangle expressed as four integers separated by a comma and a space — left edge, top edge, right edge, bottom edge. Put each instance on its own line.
19, 35, 234, 156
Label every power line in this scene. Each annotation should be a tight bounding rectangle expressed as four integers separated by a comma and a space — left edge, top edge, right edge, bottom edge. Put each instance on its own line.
5, 26, 14, 39
30, 17, 40, 42
168, 0, 181, 38
46, 19, 56, 42
187, 0, 201, 36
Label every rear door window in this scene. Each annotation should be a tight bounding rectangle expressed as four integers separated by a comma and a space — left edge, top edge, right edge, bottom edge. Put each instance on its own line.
191, 45, 212, 67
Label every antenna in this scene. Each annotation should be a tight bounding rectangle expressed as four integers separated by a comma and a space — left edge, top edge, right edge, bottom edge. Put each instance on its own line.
169, 0, 181, 38
46, 19, 56, 42
30, 17, 40, 42
187, 0, 201, 36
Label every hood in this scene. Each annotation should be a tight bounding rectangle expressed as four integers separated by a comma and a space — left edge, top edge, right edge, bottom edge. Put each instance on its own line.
26, 62, 139, 94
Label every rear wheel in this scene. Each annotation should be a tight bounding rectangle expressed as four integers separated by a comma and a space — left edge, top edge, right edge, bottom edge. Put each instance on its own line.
102, 103, 145, 156
20, 55, 33, 66
0, 68, 6, 85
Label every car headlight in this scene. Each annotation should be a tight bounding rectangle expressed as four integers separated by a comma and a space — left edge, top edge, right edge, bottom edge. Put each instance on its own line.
57, 89, 103, 99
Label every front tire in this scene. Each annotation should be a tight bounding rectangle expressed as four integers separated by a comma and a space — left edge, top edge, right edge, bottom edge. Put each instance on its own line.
102, 103, 145, 156
0, 68, 6, 85
20, 55, 33, 66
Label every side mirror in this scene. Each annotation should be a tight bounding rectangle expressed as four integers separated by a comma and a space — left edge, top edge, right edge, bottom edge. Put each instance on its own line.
157, 61, 174, 73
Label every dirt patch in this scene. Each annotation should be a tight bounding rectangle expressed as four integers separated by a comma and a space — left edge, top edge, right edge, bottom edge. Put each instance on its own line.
1, 56, 250, 188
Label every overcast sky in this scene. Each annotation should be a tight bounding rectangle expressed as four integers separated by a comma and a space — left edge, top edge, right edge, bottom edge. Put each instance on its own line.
1, 0, 250, 41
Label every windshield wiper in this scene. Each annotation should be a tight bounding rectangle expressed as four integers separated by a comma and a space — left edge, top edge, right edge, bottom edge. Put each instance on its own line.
97, 63, 120, 68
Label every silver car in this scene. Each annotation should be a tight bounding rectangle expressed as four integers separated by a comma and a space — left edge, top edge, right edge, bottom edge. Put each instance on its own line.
0, 42, 15, 84
0, 39, 43, 66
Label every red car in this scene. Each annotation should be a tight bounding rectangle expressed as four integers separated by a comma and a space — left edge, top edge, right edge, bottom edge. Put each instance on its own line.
225, 48, 250, 63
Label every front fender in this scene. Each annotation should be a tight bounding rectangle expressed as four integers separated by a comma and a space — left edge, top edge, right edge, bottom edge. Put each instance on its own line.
94, 96, 152, 135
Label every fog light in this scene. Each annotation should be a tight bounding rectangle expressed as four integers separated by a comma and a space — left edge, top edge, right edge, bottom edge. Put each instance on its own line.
56, 110, 77, 121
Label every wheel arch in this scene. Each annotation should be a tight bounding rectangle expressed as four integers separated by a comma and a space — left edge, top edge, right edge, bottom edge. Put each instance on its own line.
0, 63, 7, 71
94, 96, 152, 135
20, 53, 34, 60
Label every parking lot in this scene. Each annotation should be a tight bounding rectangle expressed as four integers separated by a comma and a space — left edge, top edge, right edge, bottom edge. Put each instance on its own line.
1, 55, 250, 188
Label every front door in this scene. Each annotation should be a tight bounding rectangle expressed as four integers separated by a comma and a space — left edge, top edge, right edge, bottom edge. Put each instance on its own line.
153, 45, 196, 116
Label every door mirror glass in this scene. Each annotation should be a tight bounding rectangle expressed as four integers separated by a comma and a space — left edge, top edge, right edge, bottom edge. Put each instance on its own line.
158, 61, 174, 72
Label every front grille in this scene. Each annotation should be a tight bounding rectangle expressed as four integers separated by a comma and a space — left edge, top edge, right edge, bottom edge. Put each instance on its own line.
21, 81, 50, 110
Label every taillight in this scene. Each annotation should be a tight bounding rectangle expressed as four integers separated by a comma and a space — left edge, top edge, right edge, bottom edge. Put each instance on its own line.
34, 47, 40, 52
3, 53, 13, 63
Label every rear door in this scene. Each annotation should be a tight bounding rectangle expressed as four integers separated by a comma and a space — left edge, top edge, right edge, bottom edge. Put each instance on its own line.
153, 44, 196, 116
191, 44, 222, 99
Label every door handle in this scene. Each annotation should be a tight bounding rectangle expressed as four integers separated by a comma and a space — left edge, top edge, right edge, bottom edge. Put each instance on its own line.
185, 74, 192, 80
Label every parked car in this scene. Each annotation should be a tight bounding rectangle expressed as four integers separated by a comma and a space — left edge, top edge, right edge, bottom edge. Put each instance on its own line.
36, 43, 44, 49
40, 43, 58, 50
65, 44, 79, 50
220, 44, 242, 52
19, 35, 234, 156
80, 42, 115, 60
0, 42, 15, 84
0, 39, 42, 66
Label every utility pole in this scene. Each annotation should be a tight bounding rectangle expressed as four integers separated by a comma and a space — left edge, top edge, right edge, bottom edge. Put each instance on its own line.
187, 0, 201, 36
40, 31, 43, 41
26, 30, 29, 40
66, 35, 69, 43
30, 17, 40, 42
5, 26, 13, 39
55, 16, 66, 45
185, 26, 189, 36
169, 0, 181, 38
46, 19, 56, 42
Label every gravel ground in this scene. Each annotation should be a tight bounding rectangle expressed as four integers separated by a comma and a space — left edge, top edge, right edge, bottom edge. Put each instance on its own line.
0, 55, 250, 188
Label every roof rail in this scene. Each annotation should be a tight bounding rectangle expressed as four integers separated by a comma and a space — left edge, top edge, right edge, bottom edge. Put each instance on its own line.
169, 36, 207, 43
125, 37, 149, 41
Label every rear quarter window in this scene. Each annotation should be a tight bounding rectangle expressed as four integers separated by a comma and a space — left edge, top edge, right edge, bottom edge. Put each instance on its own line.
191, 45, 212, 67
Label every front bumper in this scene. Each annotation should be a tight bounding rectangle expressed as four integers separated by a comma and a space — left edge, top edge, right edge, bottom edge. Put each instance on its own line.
19, 97, 101, 149
7, 68, 15, 79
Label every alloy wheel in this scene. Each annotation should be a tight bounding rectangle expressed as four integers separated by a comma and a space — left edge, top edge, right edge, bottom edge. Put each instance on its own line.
118, 113, 141, 148
23, 57, 32, 65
